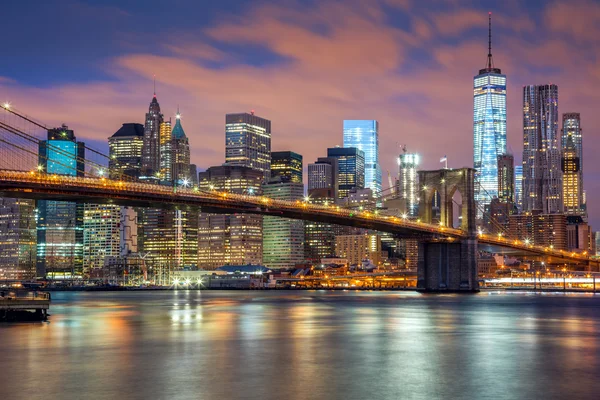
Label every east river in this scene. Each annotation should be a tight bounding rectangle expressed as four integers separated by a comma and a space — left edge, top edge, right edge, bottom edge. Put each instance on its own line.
1, 291, 599, 400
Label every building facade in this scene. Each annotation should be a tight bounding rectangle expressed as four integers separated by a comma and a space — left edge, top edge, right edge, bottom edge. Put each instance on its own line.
225, 112, 271, 181
108, 123, 144, 179
514, 165, 523, 212
0, 198, 36, 279
343, 120, 381, 196
497, 154, 514, 204
473, 16, 507, 213
270, 151, 302, 183
82, 203, 121, 274
37, 125, 85, 278
262, 180, 305, 269
398, 151, 420, 217
508, 211, 567, 251
327, 147, 365, 200
522, 84, 561, 213
561, 113, 584, 216
335, 234, 382, 267
198, 165, 264, 269
141, 93, 164, 179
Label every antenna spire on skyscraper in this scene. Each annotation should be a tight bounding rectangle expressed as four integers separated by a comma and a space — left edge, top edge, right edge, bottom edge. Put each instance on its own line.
153, 74, 156, 97
487, 12, 494, 70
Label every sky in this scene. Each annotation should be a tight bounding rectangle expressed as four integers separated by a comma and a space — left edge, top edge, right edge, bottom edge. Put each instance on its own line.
2, 0, 600, 225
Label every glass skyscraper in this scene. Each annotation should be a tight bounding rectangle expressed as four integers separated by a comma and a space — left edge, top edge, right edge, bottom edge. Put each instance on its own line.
343, 120, 381, 196
522, 84, 561, 214
327, 147, 365, 200
473, 14, 506, 213
561, 113, 584, 216
37, 125, 85, 278
398, 151, 420, 217
514, 165, 523, 212
225, 112, 271, 181
270, 151, 303, 183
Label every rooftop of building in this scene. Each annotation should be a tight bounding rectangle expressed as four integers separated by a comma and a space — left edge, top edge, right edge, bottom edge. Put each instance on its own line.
111, 123, 144, 138
215, 265, 272, 274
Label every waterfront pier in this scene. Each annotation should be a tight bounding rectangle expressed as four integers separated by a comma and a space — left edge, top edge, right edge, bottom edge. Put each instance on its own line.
0, 290, 51, 321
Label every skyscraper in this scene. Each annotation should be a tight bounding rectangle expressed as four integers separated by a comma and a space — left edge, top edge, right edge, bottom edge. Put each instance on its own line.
497, 154, 514, 204
108, 123, 144, 179
327, 147, 365, 200
171, 110, 192, 185
398, 151, 420, 217
198, 165, 264, 269
270, 151, 302, 183
159, 119, 172, 183
473, 13, 507, 213
37, 125, 85, 278
262, 179, 305, 269
515, 165, 523, 212
522, 84, 561, 213
308, 157, 338, 199
225, 112, 271, 181
0, 198, 36, 279
561, 113, 584, 216
142, 92, 164, 179
139, 110, 197, 270
83, 203, 120, 273
343, 120, 381, 196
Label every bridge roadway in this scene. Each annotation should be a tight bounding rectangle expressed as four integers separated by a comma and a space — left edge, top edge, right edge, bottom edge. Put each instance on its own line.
0, 170, 595, 267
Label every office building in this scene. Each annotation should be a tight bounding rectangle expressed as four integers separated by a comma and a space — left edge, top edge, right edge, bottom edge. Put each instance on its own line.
262, 178, 305, 269
343, 120, 381, 196
335, 234, 382, 267
82, 203, 120, 273
159, 119, 172, 183
308, 157, 338, 200
304, 190, 337, 264
398, 151, 420, 216
515, 165, 523, 212
108, 123, 144, 179
225, 112, 271, 180
327, 147, 365, 200
508, 211, 567, 251
522, 84, 561, 213
473, 14, 507, 213
142, 92, 164, 179
497, 154, 514, 204
36, 125, 85, 278
561, 113, 584, 216
271, 151, 302, 183
139, 107, 197, 270
198, 165, 264, 269
566, 216, 594, 254
0, 198, 36, 279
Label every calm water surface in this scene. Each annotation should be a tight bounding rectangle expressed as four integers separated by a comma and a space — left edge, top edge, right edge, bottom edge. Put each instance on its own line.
1, 290, 599, 400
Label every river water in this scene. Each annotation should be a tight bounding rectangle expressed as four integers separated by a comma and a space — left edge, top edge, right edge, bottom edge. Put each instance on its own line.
1, 290, 599, 400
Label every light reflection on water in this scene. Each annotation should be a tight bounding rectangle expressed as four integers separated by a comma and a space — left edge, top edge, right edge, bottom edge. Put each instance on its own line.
1, 291, 599, 400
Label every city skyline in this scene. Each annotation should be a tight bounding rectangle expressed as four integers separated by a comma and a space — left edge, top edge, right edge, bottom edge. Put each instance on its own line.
2, 0, 600, 225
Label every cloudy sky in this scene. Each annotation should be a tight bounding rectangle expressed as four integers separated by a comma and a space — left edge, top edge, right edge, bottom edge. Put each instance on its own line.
2, 0, 600, 225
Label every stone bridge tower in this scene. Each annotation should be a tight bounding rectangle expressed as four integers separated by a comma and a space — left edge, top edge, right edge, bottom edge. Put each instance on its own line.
417, 168, 478, 291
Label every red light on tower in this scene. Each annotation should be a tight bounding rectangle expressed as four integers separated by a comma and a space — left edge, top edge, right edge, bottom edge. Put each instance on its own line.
250, 109, 255, 115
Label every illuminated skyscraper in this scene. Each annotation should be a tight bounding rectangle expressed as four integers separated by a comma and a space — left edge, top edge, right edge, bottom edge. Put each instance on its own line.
142, 92, 164, 179
262, 178, 305, 269
171, 110, 192, 186
270, 151, 302, 183
561, 113, 584, 216
515, 165, 523, 212
83, 203, 120, 273
37, 125, 85, 278
198, 166, 264, 269
522, 84, 561, 213
159, 119, 172, 183
473, 13, 507, 213
398, 151, 419, 217
108, 123, 144, 179
343, 120, 381, 196
327, 147, 365, 200
497, 154, 514, 204
308, 157, 338, 199
225, 112, 271, 181
0, 198, 36, 279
